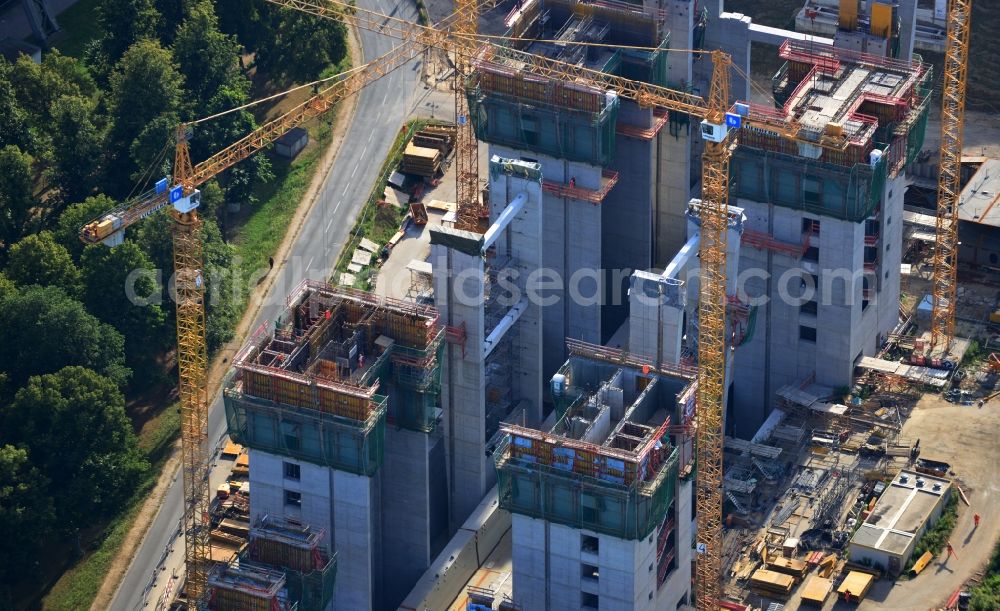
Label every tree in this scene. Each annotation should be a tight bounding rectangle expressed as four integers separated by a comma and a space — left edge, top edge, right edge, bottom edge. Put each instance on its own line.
0, 444, 55, 587
9, 52, 97, 131
0, 273, 13, 299
107, 40, 184, 195
172, 1, 242, 108
3, 367, 147, 530
255, 7, 349, 84
96, 0, 161, 67
55, 195, 118, 260
81, 241, 168, 378
0, 285, 130, 388
49, 95, 106, 205
203, 218, 238, 352
6, 231, 81, 296
133, 214, 237, 353
0, 145, 38, 250
215, 0, 271, 50
0, 60, 33, 152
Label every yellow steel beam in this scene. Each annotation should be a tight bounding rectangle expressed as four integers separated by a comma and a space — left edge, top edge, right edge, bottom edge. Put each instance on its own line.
931, 0, 972, 350
694, 50, 732, 610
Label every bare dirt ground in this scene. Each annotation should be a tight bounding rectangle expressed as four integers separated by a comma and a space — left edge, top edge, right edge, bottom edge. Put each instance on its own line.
87, 29, 365, 611
860, 393, 1000, 610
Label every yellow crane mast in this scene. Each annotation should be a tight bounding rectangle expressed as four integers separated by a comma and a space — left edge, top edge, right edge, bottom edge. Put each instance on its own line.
79, 32, 444, 604
85, 0, 880, 601
694, 50, 732, 609
931, 0, 972, 351
452, 0, 483, 231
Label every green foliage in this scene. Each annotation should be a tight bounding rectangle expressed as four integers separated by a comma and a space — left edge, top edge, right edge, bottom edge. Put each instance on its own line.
0, 444, 55, 585
95, 0, 161, 68
963, 340, 986, 366
81, 241, 168, 378
0, 272, 13, 299
0, 145, 39, 250
55, 195, 118, 260
172, 1, 243, 108
0, 59, 33, 153
49, 95, 106, 204
6, 231, 82, 296
233, 121, 330, 296
255, 7, 349, 84
904, 494, 959, 572
0, 285, 130, 388
3, 366, 148, 530
106, 39, 184, 195
214, 0, 270, 50
203, 219, 238, 352
9, 53, 97, 135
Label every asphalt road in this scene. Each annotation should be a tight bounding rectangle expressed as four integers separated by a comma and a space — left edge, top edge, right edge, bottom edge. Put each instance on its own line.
108, 1, 421, 607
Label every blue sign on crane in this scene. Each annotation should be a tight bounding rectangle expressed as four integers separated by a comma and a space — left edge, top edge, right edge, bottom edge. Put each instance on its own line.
169, 185, 184, 203
725, 112, 742, 130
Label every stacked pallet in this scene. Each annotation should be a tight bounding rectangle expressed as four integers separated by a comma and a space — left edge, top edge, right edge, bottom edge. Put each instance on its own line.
750, 568, 795, 596
767, 556, 808, 581
401, 142, 440, 176
401, 128, 454, 177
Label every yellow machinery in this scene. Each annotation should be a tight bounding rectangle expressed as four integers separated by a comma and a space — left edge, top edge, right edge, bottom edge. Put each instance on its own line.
931, 0, 972, 351
83, 0, 892, 604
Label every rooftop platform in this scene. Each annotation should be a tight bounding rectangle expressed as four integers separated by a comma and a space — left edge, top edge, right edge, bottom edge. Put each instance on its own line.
224, 281, 445, 475
849, 469, 951, 564
959, 159, 1000, 228
494, 340, 694, 540
745, 40, 932, 169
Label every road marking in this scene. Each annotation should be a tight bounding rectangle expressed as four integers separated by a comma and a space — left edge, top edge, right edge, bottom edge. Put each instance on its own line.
352, 164, 359, 178
342, 182, 351, 196
382, 91, 388, 105
368, 130, 375, 143
326, 214, 336, 233
361, 144, 368, 157
306, 256, 315, 271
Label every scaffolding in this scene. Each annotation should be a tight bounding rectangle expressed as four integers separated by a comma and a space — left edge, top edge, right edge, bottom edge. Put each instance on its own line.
496, 347, 694, 540
467, 0, 670, 167
730, 144, 888, 223
742, 39, 930, 222
247, 516, 338, 611
495, 430, 679, 540
224, 280, 446, 473
204, 561, 294, 611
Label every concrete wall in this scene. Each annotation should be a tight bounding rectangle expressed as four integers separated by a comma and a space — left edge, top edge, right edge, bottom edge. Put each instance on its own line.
433, 236, 490, 528
381, 427, 437, 609
247, 450, 379, 611
433, 157, 545, 528
400, 488, 512, 611
511, 512, 688, 611
489, 158, 545, 424
732, 173, 906, 437
655, 0, 695, 266
605, 102, 656, 339
491, 144, 604, 386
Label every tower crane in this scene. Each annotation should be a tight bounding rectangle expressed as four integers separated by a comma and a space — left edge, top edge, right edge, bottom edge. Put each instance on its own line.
84, 0, 886, 604
269, 2, 886, 606
930, 0, 972, 351
78, 17, 459, 602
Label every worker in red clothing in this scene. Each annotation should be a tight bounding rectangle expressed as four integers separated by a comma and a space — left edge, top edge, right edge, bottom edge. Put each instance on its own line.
974, 513, 981, 528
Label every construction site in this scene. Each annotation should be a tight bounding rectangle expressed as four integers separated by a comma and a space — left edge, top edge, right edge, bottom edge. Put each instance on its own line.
75, 0, 1000, 610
